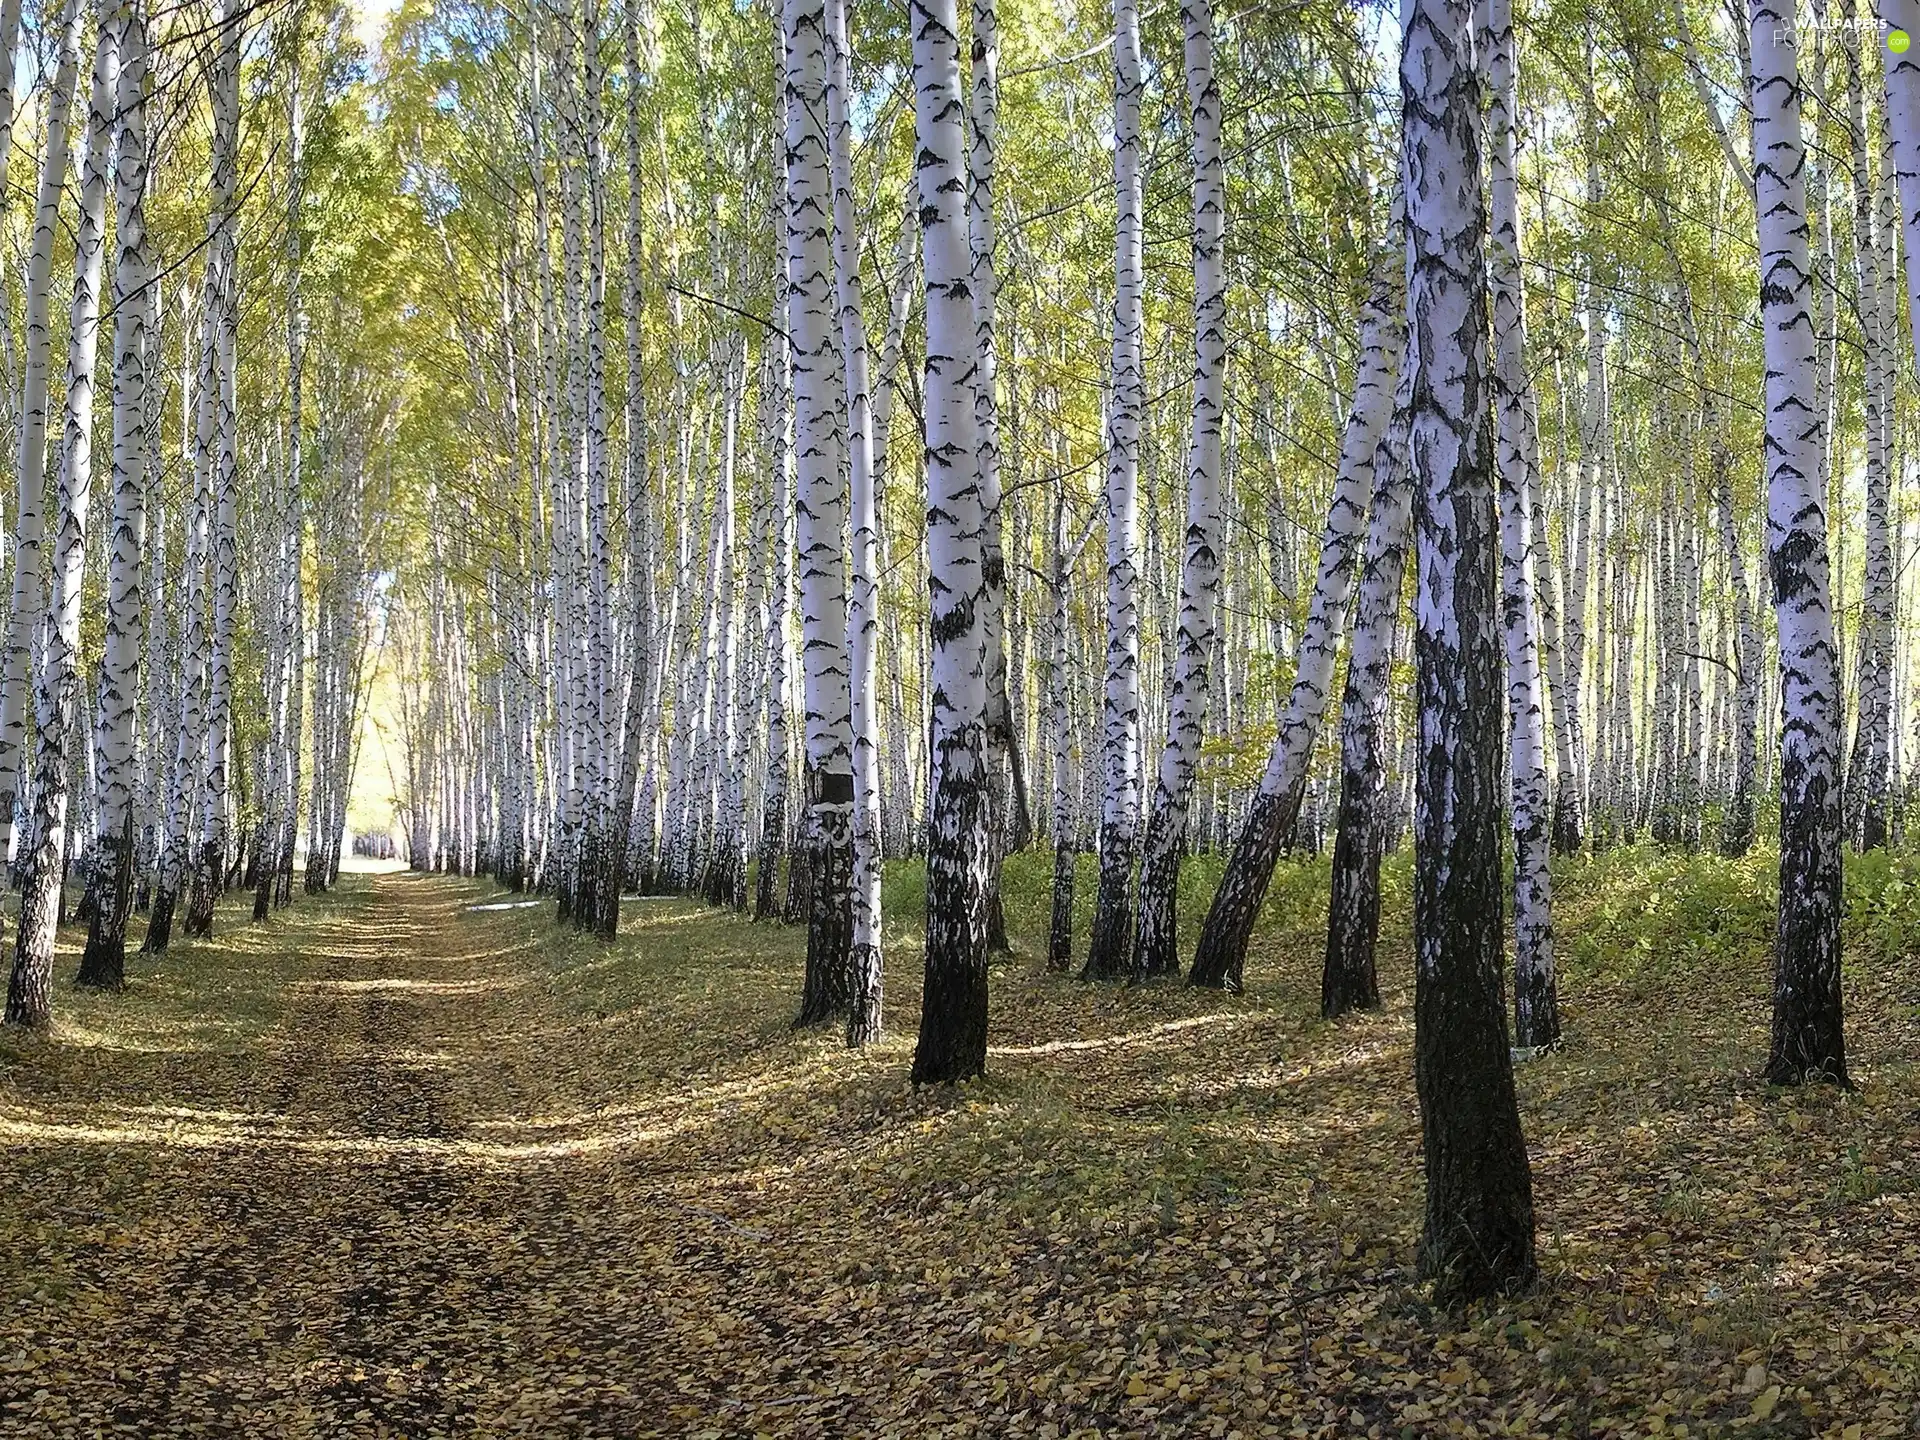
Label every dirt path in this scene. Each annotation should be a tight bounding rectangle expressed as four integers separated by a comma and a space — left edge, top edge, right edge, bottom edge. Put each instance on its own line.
0, 873, 672, 1438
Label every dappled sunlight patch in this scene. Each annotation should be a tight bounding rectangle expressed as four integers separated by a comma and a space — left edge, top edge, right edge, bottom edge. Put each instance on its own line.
289, 975, 527, 996
988, 1011, 1249, 1056
464, 1057, 863, 1137
42, 1018, 249, 1055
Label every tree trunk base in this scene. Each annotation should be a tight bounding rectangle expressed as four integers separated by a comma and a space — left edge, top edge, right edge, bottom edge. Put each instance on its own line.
75, 936, 126, 991
142, 888, 176, 955
1130, 838, 1181, 983
1549, 795, 1582, 856
846, 939, 882, 1048
1080, 834, 1135, 981
1323, 768, 1382, 1018
794, 824, 853, 1028
1046, 845, 1076, 973
1188, 787, 1294, 992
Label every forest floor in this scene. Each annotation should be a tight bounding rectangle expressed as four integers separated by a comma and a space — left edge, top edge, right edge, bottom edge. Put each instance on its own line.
2, 851, 1920, 1437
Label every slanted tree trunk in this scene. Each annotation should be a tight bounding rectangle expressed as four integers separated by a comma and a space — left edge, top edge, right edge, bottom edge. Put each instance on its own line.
1186, 256, 1402, 992
1750, 0, 1847, 1087
1322, 286, 1412, 1022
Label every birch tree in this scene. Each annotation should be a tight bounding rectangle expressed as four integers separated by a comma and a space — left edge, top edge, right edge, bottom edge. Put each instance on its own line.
1750, 0, 1847, 1086
600, 0, 654, 940
785, 0, 856, 1026
1187, 256, 1402, 992
1401, 0, 1536, 1302
1322, 351, 1412, 1018
8, 0, 110, 1024
0, 0, 86, 866
754, 51, 794, 922
1132, 0, 1223, 982
185, 0, 242, 939
78, 0, 152, 988
909, 0, 990, 1085
1083, 0, 1145, 979
827, 0, 882, 1044
144, 288, 210, 954
1841, 5, 1895, 851
1484, 0, 1558, 1049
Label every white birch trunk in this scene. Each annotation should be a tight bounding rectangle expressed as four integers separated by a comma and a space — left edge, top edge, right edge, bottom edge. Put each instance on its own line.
1484, 0, 1558, 1048
1322, 332, 1412, 1017
149, 285, 209, 946
971, 0, 1016, 954
1402, 0, 1535, 1302
576, 0, 615, 924
185, 0, 241, 938
1881, 0, 1920, 371
754, 37, 794, 921
826, 0, 882, 1043
1083, 0, 1145, 979
1750, 0, 1847, 1085
0, 0, 86, 862
785, 0, 856, 1023
1131, 0, 1223, 981
909, 0, 990, 1083
7, 0, 111, 1024
1843, 9, 1895, 849
873, 211, 916, 857
600, 0, 654, 932
78, 0, 150, 985
1188, 254, 1402, 990
1045, 470, 1079, 973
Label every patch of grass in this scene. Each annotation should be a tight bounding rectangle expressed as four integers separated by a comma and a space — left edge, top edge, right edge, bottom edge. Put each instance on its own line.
0, 880, 373, 1080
